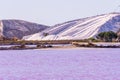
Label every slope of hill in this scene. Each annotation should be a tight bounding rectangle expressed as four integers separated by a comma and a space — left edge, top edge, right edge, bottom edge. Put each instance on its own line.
0, 20, 49, 39
23, 12, 120, 40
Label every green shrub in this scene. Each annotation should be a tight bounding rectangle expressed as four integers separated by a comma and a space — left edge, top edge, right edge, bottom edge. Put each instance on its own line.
97, 31, 118, 42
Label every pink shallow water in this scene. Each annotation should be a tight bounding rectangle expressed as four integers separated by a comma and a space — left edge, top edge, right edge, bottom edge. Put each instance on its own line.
0, 48, 120, 80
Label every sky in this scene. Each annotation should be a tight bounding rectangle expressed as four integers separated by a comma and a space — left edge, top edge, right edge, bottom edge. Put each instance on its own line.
0, 0, 120, 26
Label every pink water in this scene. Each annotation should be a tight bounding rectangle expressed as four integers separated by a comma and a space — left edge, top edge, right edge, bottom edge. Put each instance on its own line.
0, 48, 120, 80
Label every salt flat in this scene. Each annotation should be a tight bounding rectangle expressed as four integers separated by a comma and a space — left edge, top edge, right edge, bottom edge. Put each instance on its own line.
0, 48, 120, 80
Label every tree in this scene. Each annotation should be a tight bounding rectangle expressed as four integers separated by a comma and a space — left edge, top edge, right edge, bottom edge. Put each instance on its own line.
43, 32, 49, 37
116, 29, 120, 41
11, 37, 19, 41
97, 31, 118, 42
0, 36, 4, 41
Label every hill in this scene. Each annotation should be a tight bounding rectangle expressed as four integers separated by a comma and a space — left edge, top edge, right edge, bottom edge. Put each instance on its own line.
0, 20, 49, 39
23, 12, 120, 40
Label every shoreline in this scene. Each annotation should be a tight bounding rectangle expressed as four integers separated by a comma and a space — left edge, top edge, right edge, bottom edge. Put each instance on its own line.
1, 42, 120, 50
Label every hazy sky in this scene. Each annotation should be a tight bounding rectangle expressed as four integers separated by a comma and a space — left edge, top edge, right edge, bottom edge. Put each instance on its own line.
0, 0, 120, 25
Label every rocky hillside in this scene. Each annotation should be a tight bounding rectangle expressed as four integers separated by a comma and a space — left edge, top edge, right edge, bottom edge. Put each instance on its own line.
0, 20, 49, 39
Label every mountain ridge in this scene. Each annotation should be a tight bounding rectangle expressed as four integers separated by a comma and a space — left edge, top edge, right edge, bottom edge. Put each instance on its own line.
0, 19, 49, 39
23, 12, 120, 40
